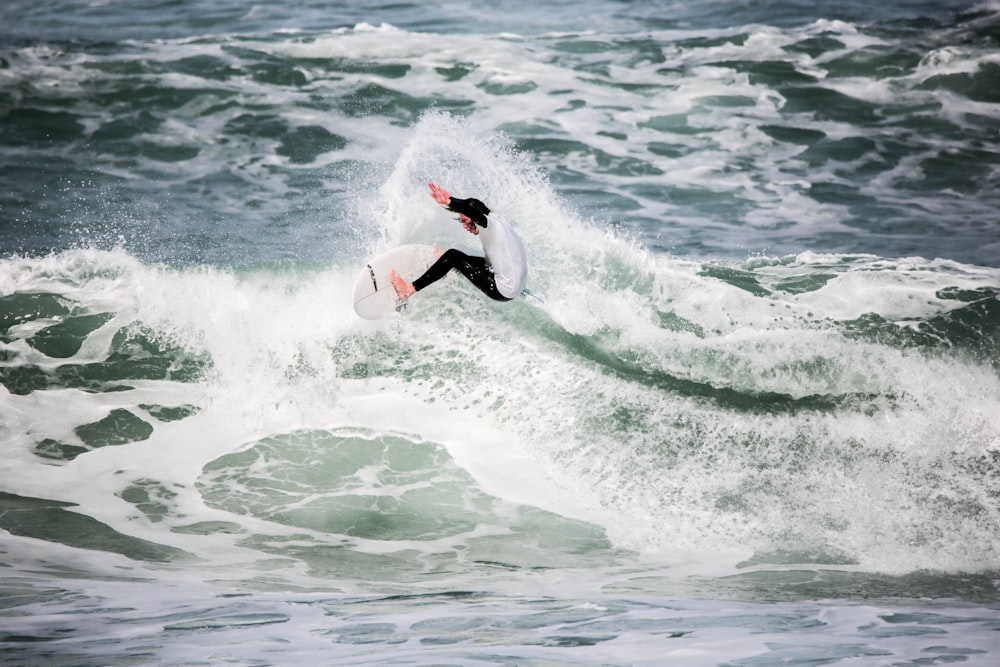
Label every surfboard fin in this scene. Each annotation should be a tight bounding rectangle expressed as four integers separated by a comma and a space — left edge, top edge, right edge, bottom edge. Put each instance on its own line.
520, 288, 544, 304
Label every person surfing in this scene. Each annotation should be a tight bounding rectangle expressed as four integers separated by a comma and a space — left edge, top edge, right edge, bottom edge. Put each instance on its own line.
390, 182, 527, 303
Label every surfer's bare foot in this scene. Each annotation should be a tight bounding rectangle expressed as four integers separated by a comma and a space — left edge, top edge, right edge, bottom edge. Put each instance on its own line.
389, 269, 415, 299
433, 245, 443, 260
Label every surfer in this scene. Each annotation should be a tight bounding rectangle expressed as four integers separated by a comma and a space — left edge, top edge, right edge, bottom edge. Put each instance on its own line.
390, 182, 527, 302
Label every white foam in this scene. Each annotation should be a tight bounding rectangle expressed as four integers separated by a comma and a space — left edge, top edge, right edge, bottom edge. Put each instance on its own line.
5, 102, 1000, 580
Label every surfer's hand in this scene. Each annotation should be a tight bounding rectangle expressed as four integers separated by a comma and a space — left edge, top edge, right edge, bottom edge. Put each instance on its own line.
429, 182, 451, 206
461, 216, 479, 235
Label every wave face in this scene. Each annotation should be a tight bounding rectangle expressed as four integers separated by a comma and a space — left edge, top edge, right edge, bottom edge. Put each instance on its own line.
2, 1, 1000, 664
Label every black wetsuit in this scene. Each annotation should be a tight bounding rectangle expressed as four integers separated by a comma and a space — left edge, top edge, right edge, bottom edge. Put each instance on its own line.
412, 248, 511, 302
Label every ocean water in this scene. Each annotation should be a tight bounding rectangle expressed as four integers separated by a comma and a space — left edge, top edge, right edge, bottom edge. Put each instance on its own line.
2, 1, 1000, 665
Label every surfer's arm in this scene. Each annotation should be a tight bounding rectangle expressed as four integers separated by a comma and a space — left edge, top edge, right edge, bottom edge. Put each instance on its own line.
429, 182, 479, 235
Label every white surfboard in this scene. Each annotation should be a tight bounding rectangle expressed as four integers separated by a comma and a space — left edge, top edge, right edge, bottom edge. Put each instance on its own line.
352, 244, 438, 319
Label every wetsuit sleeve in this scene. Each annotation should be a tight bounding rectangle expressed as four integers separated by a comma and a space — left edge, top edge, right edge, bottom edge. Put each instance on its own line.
447, 197, 489, 228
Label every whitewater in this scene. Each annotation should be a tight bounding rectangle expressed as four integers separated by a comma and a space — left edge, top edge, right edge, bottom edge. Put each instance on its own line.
2, 1, 1000, 665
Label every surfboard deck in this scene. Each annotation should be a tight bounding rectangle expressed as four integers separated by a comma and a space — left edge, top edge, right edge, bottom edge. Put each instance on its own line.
352, 244, 437, 319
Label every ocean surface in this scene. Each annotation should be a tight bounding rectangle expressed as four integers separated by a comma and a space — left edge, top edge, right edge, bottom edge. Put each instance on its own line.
2, 1, 1000, 665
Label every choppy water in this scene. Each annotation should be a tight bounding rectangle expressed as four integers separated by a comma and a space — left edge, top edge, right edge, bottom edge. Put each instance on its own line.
2, 1, 1000, 665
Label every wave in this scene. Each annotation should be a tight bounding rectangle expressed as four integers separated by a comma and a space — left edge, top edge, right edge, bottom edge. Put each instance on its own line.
3, 118, 1000, 583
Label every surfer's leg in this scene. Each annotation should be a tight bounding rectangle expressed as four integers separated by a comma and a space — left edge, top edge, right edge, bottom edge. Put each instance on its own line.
413, 249, 510, 301
411, 248, 465, 292
446, 253, 501, 300
389, 247, 450, 299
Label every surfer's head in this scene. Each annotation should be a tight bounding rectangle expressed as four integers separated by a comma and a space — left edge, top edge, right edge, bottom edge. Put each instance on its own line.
447, 197, 490, 227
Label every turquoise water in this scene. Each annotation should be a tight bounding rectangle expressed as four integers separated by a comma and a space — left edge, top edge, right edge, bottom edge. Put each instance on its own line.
2, 1, 1000, 665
